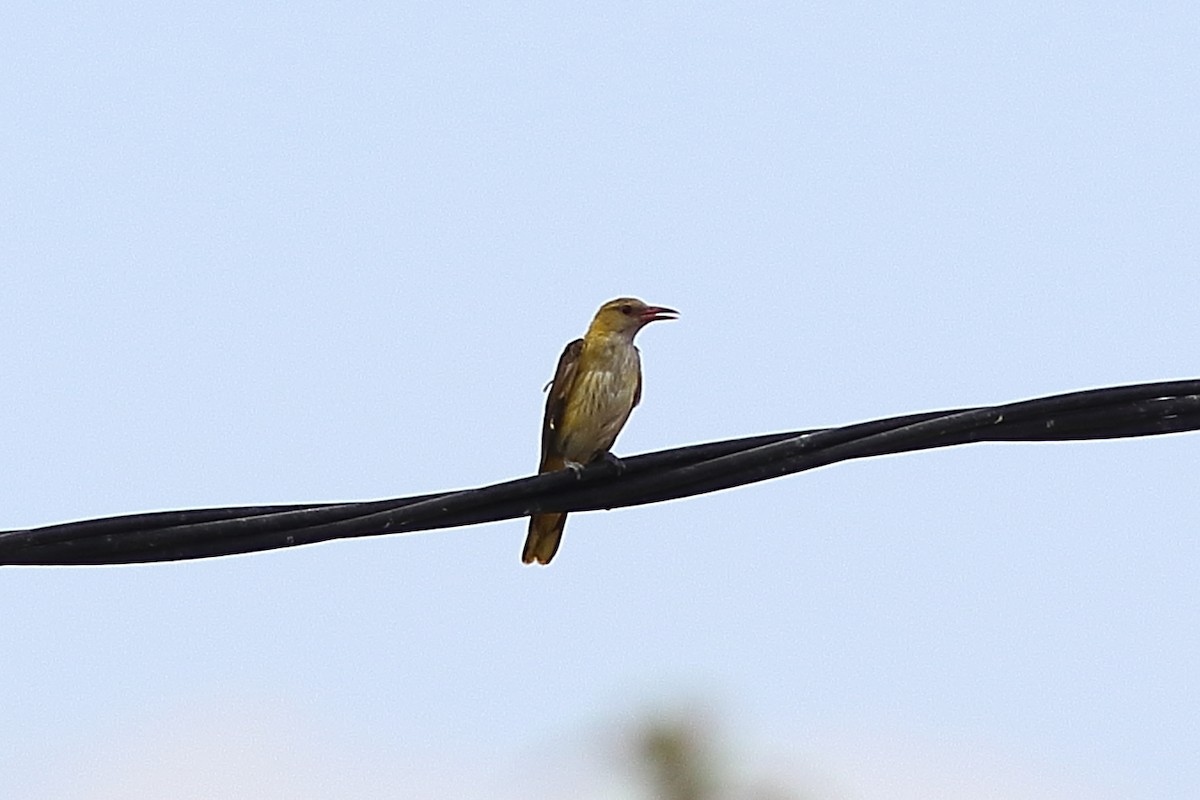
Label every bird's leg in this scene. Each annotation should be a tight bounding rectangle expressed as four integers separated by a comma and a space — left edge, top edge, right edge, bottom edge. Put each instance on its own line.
597, 450, 626, 475
563, 460, 586, 478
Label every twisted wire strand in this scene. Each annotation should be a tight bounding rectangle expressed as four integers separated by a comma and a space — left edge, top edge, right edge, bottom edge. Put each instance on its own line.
2, 379, 1196, 566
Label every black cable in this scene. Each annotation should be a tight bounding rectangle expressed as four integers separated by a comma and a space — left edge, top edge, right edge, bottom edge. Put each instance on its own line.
1, 379, 1196, 566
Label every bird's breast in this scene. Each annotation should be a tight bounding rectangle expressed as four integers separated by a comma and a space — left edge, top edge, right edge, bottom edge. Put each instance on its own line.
558, 343, 641, 463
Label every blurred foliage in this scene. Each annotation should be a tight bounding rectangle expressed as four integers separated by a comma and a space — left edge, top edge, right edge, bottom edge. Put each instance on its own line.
638, 715, 714, 800
633, 712, 800, 800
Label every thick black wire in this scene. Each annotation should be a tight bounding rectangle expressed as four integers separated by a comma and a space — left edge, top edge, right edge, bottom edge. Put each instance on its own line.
1, 379, 1196, 566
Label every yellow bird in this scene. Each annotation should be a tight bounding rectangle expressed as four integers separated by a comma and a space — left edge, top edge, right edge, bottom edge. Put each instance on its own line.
523, 297, 678, 565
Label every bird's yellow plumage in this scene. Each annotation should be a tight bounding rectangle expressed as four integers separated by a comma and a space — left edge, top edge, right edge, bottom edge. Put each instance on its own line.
523, 298, 677, 565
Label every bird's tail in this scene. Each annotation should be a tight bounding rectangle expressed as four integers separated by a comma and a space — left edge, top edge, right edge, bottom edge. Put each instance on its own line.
523, 512, 568, 565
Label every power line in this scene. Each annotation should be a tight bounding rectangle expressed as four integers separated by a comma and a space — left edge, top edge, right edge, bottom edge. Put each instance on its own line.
2, 379, 1197, 566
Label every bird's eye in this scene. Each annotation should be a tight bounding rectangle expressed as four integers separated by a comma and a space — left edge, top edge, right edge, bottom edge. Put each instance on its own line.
619, 304, 633, 315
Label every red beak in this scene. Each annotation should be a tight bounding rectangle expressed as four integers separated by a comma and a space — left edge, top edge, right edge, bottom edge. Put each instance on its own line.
639, 305, 679, 323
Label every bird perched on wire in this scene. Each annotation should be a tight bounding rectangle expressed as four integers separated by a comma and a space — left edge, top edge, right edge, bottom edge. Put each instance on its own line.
523, 297, 679, 565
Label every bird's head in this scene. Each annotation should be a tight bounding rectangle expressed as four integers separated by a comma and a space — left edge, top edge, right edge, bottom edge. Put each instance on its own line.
587, 297, 679, 338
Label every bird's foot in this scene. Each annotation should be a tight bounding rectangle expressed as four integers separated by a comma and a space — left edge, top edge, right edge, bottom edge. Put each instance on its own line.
598, 451, 626, 475
564, 460, 586, 479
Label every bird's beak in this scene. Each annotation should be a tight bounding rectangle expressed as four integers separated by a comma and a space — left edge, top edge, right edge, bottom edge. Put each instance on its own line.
640, 305, 679, 323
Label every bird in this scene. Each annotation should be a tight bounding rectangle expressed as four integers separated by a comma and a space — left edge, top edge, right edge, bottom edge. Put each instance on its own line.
522, 297, 678, 565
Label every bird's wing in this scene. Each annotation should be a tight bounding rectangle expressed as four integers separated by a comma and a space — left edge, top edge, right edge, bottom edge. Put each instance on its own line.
540, 338, 584, 468
632, 363, 642, 409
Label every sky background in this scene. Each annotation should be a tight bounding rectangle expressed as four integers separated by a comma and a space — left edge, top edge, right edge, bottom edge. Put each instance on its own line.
2, 2, 1198, 798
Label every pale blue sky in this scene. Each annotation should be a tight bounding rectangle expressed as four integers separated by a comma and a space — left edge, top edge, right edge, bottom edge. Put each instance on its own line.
2, 2, 1197, 798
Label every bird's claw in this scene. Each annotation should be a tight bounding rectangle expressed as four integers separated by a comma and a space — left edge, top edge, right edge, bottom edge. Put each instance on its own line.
598, 451, 626, 475
564, 461, 586, 479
